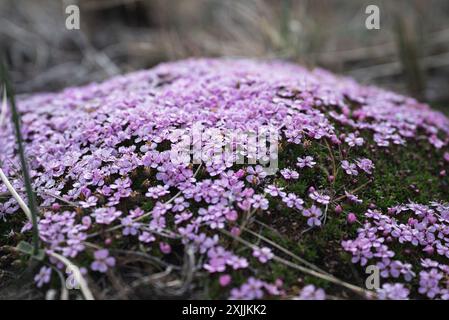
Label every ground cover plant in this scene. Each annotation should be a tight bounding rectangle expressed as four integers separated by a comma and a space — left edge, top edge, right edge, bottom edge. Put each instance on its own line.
0, 58, 448, 300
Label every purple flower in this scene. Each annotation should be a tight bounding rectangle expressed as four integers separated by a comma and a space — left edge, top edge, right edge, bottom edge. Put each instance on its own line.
345, 191, 362, 204
159, 242, 172, 254
341, 160, 358, 176
138, 231, 155, 243
219, 274, 232, 287
226, 254, 249, 270
296, 156, 316, 169
419, 269, 443, 298
356, 158, 374, 174
295, 285, 326, 300
264, 185, 286, 197
302, 205, 323, 227
92, 207, 122, 225
246, 165, 267, 184
174, 211, 193, 224
229, 277, 281, 300
121, 217, 140, 236
444, 152, 449, 163
436, 242, 449, 258
34, 266, 52, 288
66, 267, 87, 290
282, 193, 304, 210
347, 212, 357, 224
421, 259, 439, 269
250, 194, 269, 210
145, 185, 170, 199
252, 247, 274, 263
80, 196, 98, 208
110, 177, 132, 198
345, 133, 364, 147
91, 249, 116, 273
309, 191, 330, 205
230, 277, 265, 300
172, 197, 189, 212
377, 283, 409, 300
204, 247, 229, 273
280, 168, 299, 180
129, 207, 145, 218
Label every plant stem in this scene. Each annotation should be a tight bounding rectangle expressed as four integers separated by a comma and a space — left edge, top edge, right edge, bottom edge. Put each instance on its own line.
47, 251, 95, 300
0, 168, 32, 221
0, 60, 40, 254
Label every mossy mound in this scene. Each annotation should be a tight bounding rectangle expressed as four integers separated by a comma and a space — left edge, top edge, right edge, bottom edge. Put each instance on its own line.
1, 58, 448, 300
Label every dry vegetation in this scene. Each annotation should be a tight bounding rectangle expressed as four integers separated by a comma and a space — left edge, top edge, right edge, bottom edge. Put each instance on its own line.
0, 0, 448, 110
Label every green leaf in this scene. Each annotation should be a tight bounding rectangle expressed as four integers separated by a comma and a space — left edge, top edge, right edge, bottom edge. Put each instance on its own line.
16, 241, 45, 261
16, 241, 34, 255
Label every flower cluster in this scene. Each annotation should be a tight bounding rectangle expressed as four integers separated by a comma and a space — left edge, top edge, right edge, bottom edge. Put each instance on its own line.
342, 203, 449, 299
229, 277, 283, 300
1, 58, 448, 299
295, 285, 326, 300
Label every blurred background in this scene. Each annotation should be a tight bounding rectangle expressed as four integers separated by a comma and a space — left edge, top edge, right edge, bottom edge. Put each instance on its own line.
1, 0, 448, 111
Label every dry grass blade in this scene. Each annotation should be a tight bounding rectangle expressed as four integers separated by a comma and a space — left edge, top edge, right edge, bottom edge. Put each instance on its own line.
0, 168, 32, 221
220, 229, 375, 298
0, 86, 6, 127
243, 227, 330, 276
51, 266, 69, 300
47, 251, 95, 301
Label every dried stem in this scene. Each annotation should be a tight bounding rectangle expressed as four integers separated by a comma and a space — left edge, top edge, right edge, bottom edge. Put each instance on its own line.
0, 60, 40, 254
0, 168, 32, 221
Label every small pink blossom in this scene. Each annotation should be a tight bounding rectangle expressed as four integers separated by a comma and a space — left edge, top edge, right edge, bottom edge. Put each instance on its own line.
219, 274, 232, 287
91, 249, 116, 273
252, 247, 274, 263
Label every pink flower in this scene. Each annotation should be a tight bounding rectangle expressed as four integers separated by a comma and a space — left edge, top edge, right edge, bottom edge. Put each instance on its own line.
139, 232, 155, 243
246, 165, 267, 184
341, 160, 358, 176
230, 227, 241, 237
250, 194, 269, 210
335, 205, 343, 214
345, 133, 364, 147
91, 249, 116, 273
252, 247, 274, 263
444, 152, 449, 163
296, 284, 326, 300
296, 156, 316, 168
282, 193, 304, 209
219, 274, 232, 287
309, 191, 330, 205
159, 242, 172, 254
280, 168, 299, 180
345, 191, 362, 204
356, 158, 374, 174
34, 266, 52, 288
264, 185, 286, 197
302, 205, 323, 227
225, 210, 238, 221
92, 207, 122, 225
347, 213, 357, 224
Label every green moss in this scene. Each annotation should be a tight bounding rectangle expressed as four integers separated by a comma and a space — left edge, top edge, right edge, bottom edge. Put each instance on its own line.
234, 131, 449, 298
2, 119, 448, 299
